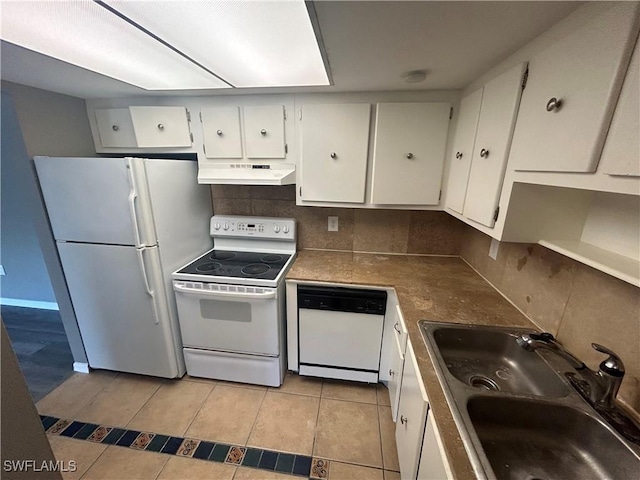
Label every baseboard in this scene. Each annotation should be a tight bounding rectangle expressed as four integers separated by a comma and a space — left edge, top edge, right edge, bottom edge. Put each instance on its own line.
1, 298, 59, 310
73, 362, 90, 374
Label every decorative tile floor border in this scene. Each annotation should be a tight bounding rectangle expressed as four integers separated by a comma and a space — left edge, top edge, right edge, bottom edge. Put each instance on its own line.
41, 415, 319, 478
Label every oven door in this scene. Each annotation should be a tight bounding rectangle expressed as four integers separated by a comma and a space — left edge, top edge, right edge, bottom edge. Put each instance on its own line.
173, 281, 280, 355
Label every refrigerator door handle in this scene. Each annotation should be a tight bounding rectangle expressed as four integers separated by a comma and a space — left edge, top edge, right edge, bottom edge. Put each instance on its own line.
126, 160, 144, 248
137, 248, 159, 324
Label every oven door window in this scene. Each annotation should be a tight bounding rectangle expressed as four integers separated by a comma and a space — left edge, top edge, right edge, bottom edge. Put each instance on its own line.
200, 299, 251, 323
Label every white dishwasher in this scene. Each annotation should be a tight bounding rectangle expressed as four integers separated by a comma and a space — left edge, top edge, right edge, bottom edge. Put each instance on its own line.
297, 286, 387, 383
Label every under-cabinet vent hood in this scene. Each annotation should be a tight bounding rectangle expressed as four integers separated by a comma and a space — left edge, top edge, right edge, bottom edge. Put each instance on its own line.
198, 163, 296, 185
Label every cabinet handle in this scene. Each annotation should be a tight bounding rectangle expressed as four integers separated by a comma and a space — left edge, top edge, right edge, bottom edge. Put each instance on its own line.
260, 129, 267, 136
480, 148, 489, 158
216, 129, 223, 136
455, 152, 462, 159
112, 125, 119, 132
406, 153, 414, 159
389, 369, 394, 377
393, 322, 401, 334
400, 415, 408, 425
157, 123, 165, 130
330, 152, 337, 159
546, 97, 563, 112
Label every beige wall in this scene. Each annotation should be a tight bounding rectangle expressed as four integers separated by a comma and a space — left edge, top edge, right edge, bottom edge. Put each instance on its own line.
460, 226, 640, 415
211, 185, 465, 255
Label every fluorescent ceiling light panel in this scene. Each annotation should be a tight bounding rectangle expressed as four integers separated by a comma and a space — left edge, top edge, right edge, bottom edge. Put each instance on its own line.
0, 0, 229, 90
103, 0, 330, 87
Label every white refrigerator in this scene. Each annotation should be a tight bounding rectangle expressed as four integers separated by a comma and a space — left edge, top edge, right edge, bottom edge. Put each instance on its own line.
34, 156, 213, 378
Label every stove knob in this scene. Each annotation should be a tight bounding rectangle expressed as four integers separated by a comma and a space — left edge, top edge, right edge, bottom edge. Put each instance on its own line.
283, 225, 290, 234
274, 225, 281, 233
214, 222, 221, 230
223, 223, 229, 231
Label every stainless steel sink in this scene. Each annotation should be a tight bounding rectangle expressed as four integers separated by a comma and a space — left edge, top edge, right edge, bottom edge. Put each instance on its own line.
468, 396, 640, 480
433, 327, 569, 397
419, 321, 640, 480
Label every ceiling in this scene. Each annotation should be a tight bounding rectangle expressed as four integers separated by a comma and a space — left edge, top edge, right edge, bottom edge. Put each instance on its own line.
0, 1, 583, 99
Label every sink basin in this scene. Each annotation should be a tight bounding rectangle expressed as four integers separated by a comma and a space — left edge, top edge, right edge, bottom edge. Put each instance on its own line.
468, 396, 640, 480
419, 321, 640, 479
433, 327, 570, 397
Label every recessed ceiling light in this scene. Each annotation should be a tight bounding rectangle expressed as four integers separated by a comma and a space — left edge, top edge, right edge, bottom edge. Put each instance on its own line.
0, 0, 329, 90
402, 70, 428, 83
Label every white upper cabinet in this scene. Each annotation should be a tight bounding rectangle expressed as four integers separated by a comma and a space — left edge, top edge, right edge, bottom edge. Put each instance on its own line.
599, 33, 640, 177
129, 106, 192, 148
201, 107, 243, 158
370, 103, 451, 205
243, 105, 286, 159
201, 105, 287, 160
510, 2, 640, 173
299, 103, 371, 203
445, 88, 483, 214
94, 108, 137, 148
464, 62, 528, 228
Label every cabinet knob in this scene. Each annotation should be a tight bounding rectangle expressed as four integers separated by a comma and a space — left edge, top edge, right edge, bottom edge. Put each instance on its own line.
157, 123, 165, 130
480, 148, 489, 158
546, 97, 563, 112
389, 369, 394, 376
406, 153, 414, 159
260, 129, 267, 136
400, 415, 408, 425
455, 152, 462, 159
216, 129, 223, 136
330, 152, 337, 159
112, 125, 119, 132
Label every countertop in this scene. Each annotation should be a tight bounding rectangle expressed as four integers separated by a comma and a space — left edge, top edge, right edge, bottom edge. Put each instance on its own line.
286, 249, 537, 479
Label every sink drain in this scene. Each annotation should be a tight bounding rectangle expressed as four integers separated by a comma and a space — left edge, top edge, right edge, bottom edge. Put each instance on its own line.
468, 375, 500, 391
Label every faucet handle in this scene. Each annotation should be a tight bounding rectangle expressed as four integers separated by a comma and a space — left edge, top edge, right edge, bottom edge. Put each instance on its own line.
529, 332, 556, 342
592, 343, 625, 377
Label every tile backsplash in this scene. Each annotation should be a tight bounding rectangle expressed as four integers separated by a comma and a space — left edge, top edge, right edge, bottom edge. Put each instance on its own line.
211, 185, 465, 255
460, 226, 640, 415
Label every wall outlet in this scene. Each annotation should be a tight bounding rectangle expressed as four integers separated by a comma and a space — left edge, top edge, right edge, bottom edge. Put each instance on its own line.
328, 216, 339, 232
0, 265, 5, 275
489, 238, 500, 260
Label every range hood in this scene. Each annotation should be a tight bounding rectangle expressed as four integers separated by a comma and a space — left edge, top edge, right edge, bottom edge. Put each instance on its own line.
197, 163, 296, 185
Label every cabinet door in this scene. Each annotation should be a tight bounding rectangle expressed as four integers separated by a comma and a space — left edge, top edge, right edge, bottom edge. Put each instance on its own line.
417, 415, 450, 480
300, 104, 371, 203
600, 34, 640, 177
201, 107, 243, 158
370, 102, 451, 205
95, 109, 137, 148
396, 341, 429, 480
510, 2, 640, 173
388, 332, 405, 423
244, 105, 286, 158
464, 62, 527, 228
445, 88, 483, 214
129, 106, 192, 148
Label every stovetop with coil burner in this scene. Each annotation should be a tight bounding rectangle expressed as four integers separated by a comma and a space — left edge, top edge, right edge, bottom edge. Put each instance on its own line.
176, 249, 291, 281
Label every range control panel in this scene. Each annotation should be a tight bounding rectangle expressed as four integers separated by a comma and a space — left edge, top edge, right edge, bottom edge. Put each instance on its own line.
209, 215, 296, 240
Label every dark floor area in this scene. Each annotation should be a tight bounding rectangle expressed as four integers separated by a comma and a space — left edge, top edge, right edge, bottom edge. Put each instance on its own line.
2, 305, 74, 402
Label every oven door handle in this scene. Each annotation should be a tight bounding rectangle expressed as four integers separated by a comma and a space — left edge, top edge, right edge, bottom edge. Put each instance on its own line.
174, 283, 277, 300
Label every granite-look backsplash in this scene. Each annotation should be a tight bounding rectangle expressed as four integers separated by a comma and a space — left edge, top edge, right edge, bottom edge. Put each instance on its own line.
211, 185, 465, 255
460, 226, 640, 416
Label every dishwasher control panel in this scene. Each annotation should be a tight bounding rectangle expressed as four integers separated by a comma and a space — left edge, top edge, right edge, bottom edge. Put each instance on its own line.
298, 286, 387, 315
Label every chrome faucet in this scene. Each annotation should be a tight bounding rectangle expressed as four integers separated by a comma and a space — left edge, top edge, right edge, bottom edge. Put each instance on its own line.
516, 332, 625, 407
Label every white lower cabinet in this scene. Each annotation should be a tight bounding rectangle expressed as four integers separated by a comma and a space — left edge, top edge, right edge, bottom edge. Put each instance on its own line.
417, 414, 450, 480
396, 340, 429, 480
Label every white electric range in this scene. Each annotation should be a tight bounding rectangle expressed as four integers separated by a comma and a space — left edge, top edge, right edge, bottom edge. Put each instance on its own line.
172, 215, 296, 386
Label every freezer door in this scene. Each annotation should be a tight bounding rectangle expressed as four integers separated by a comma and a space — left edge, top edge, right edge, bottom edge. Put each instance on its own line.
34, 156, 156, 246
57, 242, 182, 378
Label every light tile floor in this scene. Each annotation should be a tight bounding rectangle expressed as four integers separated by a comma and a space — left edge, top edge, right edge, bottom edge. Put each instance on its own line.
39, 371, 400, 479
